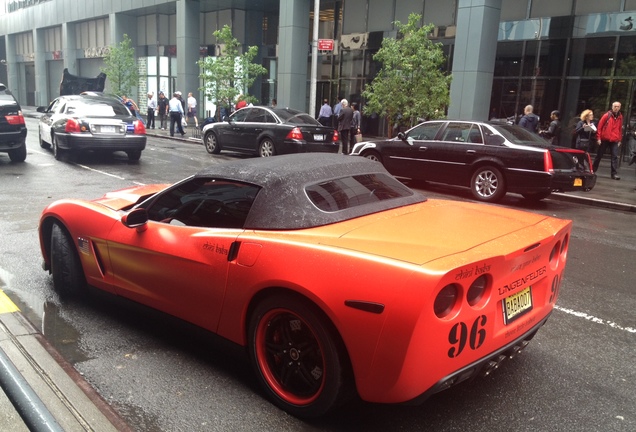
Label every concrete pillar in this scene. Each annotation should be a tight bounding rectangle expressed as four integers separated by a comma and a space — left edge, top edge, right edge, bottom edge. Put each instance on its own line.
109, 13, 139, 99
448, 0, 502, 121
33, 28, 48, 107
62, 22, 78, 74
246, 9, 265, 103
4, 35, 22, 104
278, 0, 310, 111
175, 0, 200, 96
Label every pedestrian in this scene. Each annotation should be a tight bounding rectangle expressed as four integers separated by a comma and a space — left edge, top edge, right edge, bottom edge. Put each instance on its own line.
236, 95, 247, 110
318, 99, 332, 126
176, 91, 186, 112
187, 92, 198, 128
146, 92, 157, 129
539, 110, 561, 146
122, 95, 139, 117
157, 91, 169, 130
574, 109, 597, 153
332, 99, 342, 128
593, 101, 623, 180
351, 102, 361, 145
518, 105, 540, 133
337, 99, 353, 154
271, 98, 277, 107
168, 92, 186, 137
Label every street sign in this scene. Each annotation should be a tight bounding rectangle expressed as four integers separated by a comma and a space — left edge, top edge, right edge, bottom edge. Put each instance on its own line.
318, 39, 334, 51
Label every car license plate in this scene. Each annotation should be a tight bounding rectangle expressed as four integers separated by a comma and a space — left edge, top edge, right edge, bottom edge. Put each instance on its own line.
573, 178, 583, 187
101, 125, 116, 133
314, 134, 325, 141
502, 286, 533, 325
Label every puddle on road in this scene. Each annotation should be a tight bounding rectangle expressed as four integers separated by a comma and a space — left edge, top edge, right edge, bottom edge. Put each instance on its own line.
1, 273, 89, 365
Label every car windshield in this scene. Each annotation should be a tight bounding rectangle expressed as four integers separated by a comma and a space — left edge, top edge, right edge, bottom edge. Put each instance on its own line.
305, 173, 414, 212
274, 109, 321, 126
489, 124, 549, 147
66, 102, 130, 117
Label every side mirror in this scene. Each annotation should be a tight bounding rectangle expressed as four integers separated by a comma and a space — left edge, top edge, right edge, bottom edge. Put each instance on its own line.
224, 116, 231, 123
36, 106, 46, 113
121, 208, 149, 231
397, 131, 406, 141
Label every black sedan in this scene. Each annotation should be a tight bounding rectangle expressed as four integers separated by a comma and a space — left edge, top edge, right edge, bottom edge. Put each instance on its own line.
0, 83, 27, 162
37, 94, 146, 161
351, 120, 597, 202
202, 106, 340, 157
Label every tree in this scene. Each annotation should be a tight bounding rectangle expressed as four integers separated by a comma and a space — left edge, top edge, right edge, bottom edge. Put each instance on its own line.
362, 14, 451, 135
101, 34, 138, 96
198, 25, 267, 118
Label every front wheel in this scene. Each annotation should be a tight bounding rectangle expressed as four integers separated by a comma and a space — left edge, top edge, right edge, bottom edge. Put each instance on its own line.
50, 223, 86, 297
248, 295, 350, 418
362, 150, 383, 164
470, 166, 506, 202
258, 138, 275, 157
204, 132, 221, 154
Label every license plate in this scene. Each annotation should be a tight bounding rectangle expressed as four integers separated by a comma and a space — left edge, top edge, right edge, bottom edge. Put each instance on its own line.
502, 286, 533, 325
313, 134, 325, 141
573, 178, 583, 187
101, 125, 116, 133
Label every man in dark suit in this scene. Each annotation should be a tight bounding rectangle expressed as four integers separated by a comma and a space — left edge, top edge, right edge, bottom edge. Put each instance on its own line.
338, 99, 354, 154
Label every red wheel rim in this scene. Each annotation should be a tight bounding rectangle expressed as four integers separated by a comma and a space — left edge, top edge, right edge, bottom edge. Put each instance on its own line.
255, 308, 326, 405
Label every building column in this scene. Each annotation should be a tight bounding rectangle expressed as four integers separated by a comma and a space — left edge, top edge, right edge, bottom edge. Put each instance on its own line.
4, 35, 19, 100
176, 0, 200, 96
448, 0, 502, 121
62, 22, 78, 74
278, 0, 310, 111
33, 28, 48, 107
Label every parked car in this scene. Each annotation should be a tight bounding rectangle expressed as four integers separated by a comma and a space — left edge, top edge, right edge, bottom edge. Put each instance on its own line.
39, 153, 571, 418
350, 120, 597, 202
0, 83, 27, 162
202, 106, 340, 157
37, 94, 146, 161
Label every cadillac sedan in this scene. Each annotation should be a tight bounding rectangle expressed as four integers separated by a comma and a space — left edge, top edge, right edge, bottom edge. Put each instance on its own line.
351, 120, 597, 202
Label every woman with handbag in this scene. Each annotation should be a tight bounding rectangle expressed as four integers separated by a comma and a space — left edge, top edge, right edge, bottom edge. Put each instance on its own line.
351, 102, 362, 146
574, 109, 597, 153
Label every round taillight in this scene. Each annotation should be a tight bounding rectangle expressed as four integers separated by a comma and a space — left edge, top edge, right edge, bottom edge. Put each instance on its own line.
434, 284, 459, 318
560, 234, 569, 258
550, 241, 561, 269
467, 275, 489, 307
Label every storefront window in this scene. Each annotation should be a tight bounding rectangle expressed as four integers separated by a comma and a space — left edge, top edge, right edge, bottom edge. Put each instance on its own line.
568, 37, 615, 77
494, 41, 523, 76
615, 36, 636, 77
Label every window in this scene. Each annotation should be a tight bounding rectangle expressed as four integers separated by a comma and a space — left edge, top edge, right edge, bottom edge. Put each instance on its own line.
245, 108, 275, 123
230, 109, 250, 123
145, 178, 260, 228
306, 173, 414, 212
441, 123, 472, 142
406, 122, 443, 140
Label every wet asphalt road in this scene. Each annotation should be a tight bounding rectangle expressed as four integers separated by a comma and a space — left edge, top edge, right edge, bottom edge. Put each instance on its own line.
0, 117, 635, 431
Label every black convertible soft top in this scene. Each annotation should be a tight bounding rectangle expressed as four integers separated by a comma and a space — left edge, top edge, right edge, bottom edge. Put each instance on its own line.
195, 153, 426, 229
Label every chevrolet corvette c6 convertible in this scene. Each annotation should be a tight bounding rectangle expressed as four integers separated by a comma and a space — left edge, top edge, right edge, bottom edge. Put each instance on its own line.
38, 153, 571, 418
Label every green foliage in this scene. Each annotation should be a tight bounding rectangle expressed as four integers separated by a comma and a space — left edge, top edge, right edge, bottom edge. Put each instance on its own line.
362, 14, 451, 134
198, 25, 267, 113
101, 34, 139, 96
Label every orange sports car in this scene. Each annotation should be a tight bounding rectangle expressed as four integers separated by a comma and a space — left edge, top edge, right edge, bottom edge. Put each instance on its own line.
38, 153, 571, 418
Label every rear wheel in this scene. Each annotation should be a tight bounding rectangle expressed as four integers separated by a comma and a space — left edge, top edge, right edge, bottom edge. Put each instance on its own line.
470, 166, 506, 202
248, 295, 350, 418
8, 142, 27, 162
52, 134, 64, 160
127, 150, 142, 161
259, 138, 275, 157
39, 129, 50, 149
50, 223, 86, 297
362, 150, 383, 164
204, 132, 221, 154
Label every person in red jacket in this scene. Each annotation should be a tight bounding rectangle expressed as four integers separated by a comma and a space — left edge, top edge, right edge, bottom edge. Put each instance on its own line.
594, 101, 623, 180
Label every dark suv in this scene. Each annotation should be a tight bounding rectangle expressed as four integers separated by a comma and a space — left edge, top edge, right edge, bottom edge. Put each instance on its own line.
0, 83, 27, 162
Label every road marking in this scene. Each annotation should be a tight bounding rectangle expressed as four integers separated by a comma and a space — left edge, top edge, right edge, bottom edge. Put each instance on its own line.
76, 164, 126, 180
555, 305, 636, 334
0, 290, 20, 314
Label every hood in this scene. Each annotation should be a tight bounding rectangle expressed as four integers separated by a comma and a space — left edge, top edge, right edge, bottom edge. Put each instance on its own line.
318, 200, 550, 265
94, 184, 170, 210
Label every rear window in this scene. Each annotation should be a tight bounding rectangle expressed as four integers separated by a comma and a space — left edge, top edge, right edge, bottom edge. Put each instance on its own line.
66, 102, 129, 117
306, 173, 414, 212
490, 124, 549, 146
275, 109, 320, 125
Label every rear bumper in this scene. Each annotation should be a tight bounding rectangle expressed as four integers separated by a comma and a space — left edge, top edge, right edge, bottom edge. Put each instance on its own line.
58, 133, 147, 152
550, 172, 597, 192
278, 139, 340, 154
0, 128, 27, 150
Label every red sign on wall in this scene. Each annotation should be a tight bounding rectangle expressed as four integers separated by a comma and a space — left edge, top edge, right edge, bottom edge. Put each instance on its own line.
318, 39, 334, 51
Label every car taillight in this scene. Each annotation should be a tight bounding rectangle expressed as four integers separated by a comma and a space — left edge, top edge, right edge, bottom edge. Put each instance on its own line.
285, 127, 304, 140
133, 120, 146, 134
65, 119, 82, 133
332, 129, 340, 141
434, 284, 460, 318
5, 113, 25, 125
543, 150, 554, 172
467, 275, 490, 307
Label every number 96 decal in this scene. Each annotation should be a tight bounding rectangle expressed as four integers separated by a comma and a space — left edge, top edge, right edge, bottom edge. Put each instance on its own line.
448, 315, 487, 358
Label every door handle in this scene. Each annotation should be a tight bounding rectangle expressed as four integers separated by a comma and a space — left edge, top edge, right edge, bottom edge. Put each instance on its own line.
418, 146, 428, 151
466, 150, 476, 154
255, 128, 263, 132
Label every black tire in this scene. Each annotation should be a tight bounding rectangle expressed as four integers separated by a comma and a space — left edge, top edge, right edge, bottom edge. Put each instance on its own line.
248, 295, 350, 418
39, 129, 50, 149
362, 150, 383, 164
204, 132, 221, 154
127, 150, 142, 161
8, 142, 27, 162
52, 134, 64, 160
470, 166, 506, 202
50, 223, 86, 297
522, 191, 551, 201
258, 138, 275, 157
